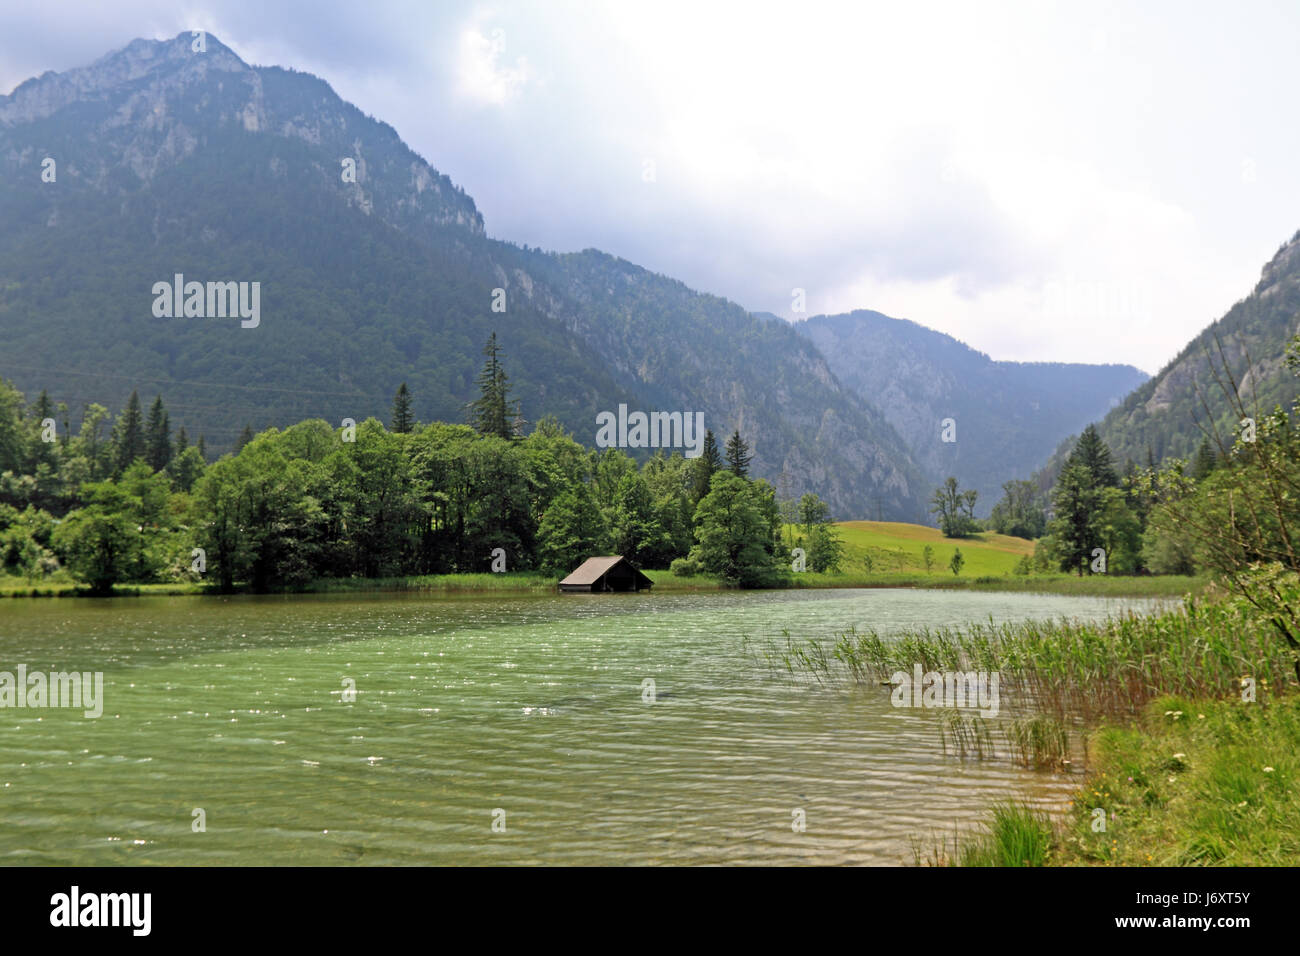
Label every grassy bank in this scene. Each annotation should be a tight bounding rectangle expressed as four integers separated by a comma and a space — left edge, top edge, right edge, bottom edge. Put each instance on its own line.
954, 693, 1300, 866
785, 569, 1206, 597
777, 591, 1299, 864
2, 568, 1206, 599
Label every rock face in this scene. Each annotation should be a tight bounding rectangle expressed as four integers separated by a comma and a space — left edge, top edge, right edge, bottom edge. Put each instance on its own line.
0, 33, 485, 236
798, 310, 1148, 513
1039, 230, 1300, 483
0, 32, 930, 520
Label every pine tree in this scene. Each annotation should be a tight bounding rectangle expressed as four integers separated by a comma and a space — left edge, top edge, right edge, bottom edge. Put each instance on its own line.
692, 429, 721, 502
1065, 424, 1118, 488
175, 426, 189, 455
1191, 438, 1217, 480
197, 434, 207, 462
33, 389, 53, 423
1050, 462, 1103, 575
467, 333, 517, 439
112, 390, 145, 473
725, 429, 753, 478
236, 424, 255, 453
30, 389, 56, 467
392, 382, 414, 434
144, 394, 172, 471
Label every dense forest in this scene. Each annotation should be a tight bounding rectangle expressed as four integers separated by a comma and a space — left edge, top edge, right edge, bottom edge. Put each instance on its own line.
0, 338, 846, 594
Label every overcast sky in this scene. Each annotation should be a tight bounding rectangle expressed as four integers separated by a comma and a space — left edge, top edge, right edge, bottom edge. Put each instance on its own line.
4, 1, 1298, 374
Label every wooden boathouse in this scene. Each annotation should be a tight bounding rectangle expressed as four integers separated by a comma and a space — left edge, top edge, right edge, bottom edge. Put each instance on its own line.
558, 555, 653, 593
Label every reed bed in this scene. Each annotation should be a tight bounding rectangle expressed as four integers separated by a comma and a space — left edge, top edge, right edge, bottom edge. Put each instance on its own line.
800, 597, 1293, 722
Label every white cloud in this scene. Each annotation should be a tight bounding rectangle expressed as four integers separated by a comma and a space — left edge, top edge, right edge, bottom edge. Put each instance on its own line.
456, 22, 530, 106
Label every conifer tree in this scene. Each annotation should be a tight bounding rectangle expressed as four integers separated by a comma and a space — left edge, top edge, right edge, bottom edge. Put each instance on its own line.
392, 382, 414, 434
112, 390, 145, 473
1068, 424, 1117, 487
692, 429, 722, 502
725, 429, 753, 478
467, 333, 517, 439
144, 394, 172, 471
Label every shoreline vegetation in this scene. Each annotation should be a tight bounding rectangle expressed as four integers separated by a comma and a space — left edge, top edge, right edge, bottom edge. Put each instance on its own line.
1, 515, 1207, 599
0, 572, 1207, 600
1, 563, 1208, 600
772, 583, 1299, 866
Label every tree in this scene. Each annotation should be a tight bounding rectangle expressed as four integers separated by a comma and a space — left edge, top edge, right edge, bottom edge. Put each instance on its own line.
1068, 424, 1118, 488
611, 472, 671, 567
808, 522, 844, 573
1190, 438, 1217, 480
392, 382, 414, 434
191, 434, 327, 592
949, 547, 965, 576
467, 332, 518, 440
798, 493, 831, 536
51, 482, 137, 595
989, 479, 1047, 540
690, 472, 783, 587
1094, 486, 1142, 573
922, 544, 935, 574
537, 486, 608, 574
929, 477, 978, 537
1049, 462, 1102, 575
168, 446, 206, 494
236, 424, 255, 453
111, 390, 145, 474
29, 389, 55, 471
692, 430, 722, 504
725, 429, 753, 478
1046, 427, 1125, 574
74, 403, 112, 481
144, 394, 172, 472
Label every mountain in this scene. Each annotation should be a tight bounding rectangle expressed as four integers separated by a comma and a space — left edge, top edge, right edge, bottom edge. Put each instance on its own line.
1037, 230, 1300, 483
0, 32, 929, 520
796, 310, 1148, 512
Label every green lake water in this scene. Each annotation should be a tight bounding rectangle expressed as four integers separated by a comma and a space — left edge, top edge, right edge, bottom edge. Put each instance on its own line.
0, 588, 1164, 865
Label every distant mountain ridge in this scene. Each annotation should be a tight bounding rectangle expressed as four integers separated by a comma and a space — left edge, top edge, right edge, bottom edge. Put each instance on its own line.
0, 32, 929, 519
796, 310, 1148, 512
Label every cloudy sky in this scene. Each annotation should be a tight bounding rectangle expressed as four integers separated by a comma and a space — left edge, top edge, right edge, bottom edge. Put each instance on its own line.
4, 0, 1298, 374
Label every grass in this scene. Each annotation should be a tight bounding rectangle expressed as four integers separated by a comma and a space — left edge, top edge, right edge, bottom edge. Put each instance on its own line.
833, 520, 1034, 575
946, 693, 1300, 866
1054, 693, 1300, 866
784, 596, 1292, 721
784, 521, 1207, 597
957, 803, 1056, 866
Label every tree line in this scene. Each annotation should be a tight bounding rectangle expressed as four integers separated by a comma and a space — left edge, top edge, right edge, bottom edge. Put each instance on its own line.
1, 335, 840, 593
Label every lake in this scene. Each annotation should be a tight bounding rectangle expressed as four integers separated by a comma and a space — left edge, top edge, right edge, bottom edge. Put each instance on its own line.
0, 588, 1164, 865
